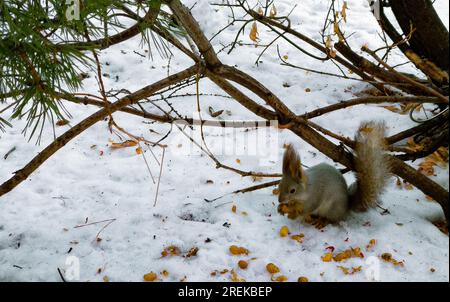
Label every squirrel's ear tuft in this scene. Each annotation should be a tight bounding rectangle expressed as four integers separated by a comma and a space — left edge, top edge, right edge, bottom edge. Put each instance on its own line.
282, 144, 306, 184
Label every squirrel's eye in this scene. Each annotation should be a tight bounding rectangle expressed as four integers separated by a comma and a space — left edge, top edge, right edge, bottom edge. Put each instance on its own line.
290, 188, 296, 194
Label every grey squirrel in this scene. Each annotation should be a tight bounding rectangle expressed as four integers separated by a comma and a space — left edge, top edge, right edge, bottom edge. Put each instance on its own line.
277, 121, 391, 223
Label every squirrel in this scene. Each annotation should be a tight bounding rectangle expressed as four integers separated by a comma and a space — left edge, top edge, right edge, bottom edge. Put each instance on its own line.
277, 121, 391, 224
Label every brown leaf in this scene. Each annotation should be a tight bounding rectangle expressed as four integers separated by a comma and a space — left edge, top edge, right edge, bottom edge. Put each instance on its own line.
185, 247, 199, 258
269, 5, 277, 18
143, 272, 158, 282
110, 140, 138, 149
238, 260, 248, 269
229, 245, 249, 256
56, 119, 70, 126
161, 245, 181, 257
249, 22, 259, 43
266, 263, 280, 274
341, 2, 348, 22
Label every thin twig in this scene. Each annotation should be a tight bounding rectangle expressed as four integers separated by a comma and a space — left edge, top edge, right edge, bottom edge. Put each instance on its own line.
153, 147, 166, 207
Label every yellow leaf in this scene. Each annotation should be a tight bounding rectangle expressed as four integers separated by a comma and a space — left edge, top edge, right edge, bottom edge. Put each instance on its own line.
274, 275, 288, 282
161, 245, 181, 257
135, 147, 143, 155
380, 253, 405, 267
238, 260, 248, 269
229, 245, 249, 256
143, 272, 158, 282
249, 22, 259, 43
338, 265, 362, 275
333, 250, 352, 262
366, 239, 377, 251
110, 140, 138, 149
337, 266, 350, 275
298, 276, 309, 282
161, 270, 169, 277
279, 226, 290, 237
341, 1, 348, 23
291, 234, 305, 243
321, 253, 333, 262
266, 263, 280, 274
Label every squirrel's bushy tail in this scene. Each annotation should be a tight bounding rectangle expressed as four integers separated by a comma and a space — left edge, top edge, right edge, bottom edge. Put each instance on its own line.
349, 121, 391, 211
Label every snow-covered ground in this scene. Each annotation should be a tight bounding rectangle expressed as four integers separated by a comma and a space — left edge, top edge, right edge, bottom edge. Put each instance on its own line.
0, 0, 448, 282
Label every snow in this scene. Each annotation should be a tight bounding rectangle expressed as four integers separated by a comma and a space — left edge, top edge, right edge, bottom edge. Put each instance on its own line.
0, 0, 448, 282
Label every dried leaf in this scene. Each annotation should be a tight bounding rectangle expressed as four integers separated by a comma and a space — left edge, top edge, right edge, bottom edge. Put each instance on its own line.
208, 106, 224, 118
274, 275, 287, 282
366, 239, 377, 251
238, 260, 248, 269
229, 245, 249, 256
321, 253, 333, 262
291, 234, 305, 243
333, 250, 352, 262
110, 140, 138, 149
185, 247, 199, 258
337, 265, 362, 275
249, 22, 259, 43
161, 270, 169, 277
266, 263, 280, 274
56, 119, 69, 126
279, 226, 290, 237
381, 253, 405, 267
143, 272, 158, 282
269, 5, 277, 17
341, 1, 348, 22
161, 245, 181, 257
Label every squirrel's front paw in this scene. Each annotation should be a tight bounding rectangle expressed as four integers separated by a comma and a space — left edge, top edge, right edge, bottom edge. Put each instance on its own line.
278, 202, 304, 220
